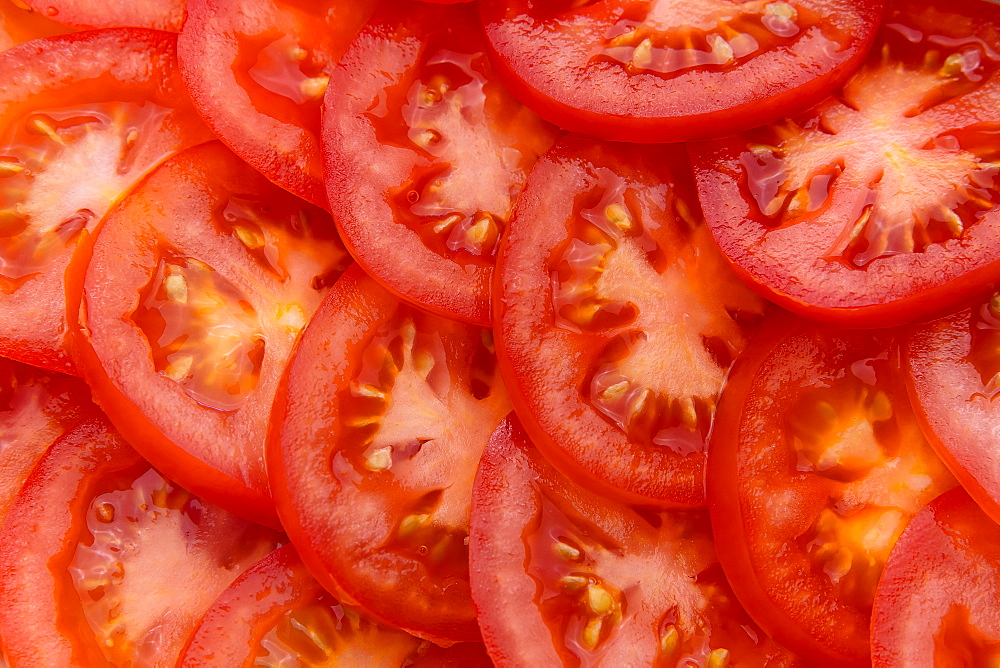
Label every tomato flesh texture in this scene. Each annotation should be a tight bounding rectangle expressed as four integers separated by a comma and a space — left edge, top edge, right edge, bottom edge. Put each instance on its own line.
0, 414, 281, 667
692, 0, 1000, 327
269, 264, 510, 643
322, 0, 557, 325
179, 0, 376, 208
0, 29, 211, 374
69, 141, 350, 528
0, 0, 72, 51
479, 0, 881, 143
470, 416, 801, 667
496, 137, 766, 508
20, 0, 184, 31
180, 544, 493, 667
707, 315, 956, 665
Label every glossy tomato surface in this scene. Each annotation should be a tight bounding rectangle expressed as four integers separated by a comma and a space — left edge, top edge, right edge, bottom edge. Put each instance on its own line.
0, 414, 281, 667
496, 136, 766, 507
479, 0, 882, 142
322, 0, 557, 325
0, 28, 211, 373
269, 264, 509, 643
179, 0, 376, 207
693, 0, 1000, 327
708, 315, 956, 665
471, 415, 802, 667
0, 0, 72, 51
20, 0, 184, 31
70, 141, 350, 528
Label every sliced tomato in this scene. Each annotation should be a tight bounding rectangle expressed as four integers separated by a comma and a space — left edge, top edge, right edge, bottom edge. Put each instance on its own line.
872, 488, 1000, 667
0, 29, 211, 374
68, 141, 350, 528
179, 0, 376, 208
180, 544, 493, 667
904, 291, 1000, 526
470, 415, 802, 666
0, 0, 72, 52
268, 264, 510, 643
479, 0, 881, 143
708, 314, 957, 665
19, 0, 184, 32
322, 0, 557, 325
692, 0, 1000, 327
0, 413, 281, 667
496, 136, 767, 507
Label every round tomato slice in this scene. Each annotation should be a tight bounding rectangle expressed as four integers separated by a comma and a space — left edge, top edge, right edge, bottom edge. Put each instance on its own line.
904, 291, 1000, 526
872, 488, 1000, 667
322, 0, 557, 325
496, 136, 767, 507
19, 0, 184, 32
268, 264, 510, 643
69, 141, 350, 528
0, 413, 281, 667
0, 29, 211, 374
470, 415, 802, 666
692, 0, 1000, 327
180, 544, 493, 667
179, 0, 376, 208
0, 0, 72, 52
708, 314, 957, 665
479, 0, 881, 143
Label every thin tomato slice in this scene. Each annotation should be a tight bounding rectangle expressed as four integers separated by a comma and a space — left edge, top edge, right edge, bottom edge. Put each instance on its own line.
0, 29, 211, 373
479, 0, 882, 143
471, 415, 802, 666
0, 0, 72, 52
692, 0, 1000, 327
496, 137, 767, 507
708, 314, 956, 665
322, 0, 557, 325
69, 141, 350, 528
268, 264, 510, 643
0, 414, 281, 667
180, 544, 493, 667
872, 488, 1000, 667
179, 0, 376, 208
19, 0, 184, 31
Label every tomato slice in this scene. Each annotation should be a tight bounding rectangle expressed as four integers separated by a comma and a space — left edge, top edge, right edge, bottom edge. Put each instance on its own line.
872, 488, 1000, 667
0, 29, 211, 374
0, 0, 72, 52
69, 141, 350, 528
268, 264, 510, 643
692, 0, 1000, 327
18, 0, 184, 31
708, 314, 957, 665
180, 544, 493, 667
470, 415, 802, 666
479, 0, 882, 143
0, 413, 281, 667
179, 0, 376, 208
321, 0, 557, 325
496, 136, 767, 507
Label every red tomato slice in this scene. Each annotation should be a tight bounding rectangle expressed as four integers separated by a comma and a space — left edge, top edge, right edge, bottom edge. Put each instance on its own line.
0, 29, 211, 374
321, 0, 557, 325
479, 0, 882, 143
179, 0, 376, 208
692, 0, 1000, 327
268, 264, 510, 643
0, 0, 72, 52
19, 0, 184, 32
180, 544, 493, 667
69, 141, 350, 528
0, 413, 281, 667
471, 415, 802, 666
708, 314, 956, 665
496, 136, 767, 507
904, 292, 1000, 526
872, 488, 1000, 667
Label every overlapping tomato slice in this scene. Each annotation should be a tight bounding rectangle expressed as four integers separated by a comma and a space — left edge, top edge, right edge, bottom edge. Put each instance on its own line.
69, 141, 350, 527
0, 0, 71, 51
18, 0, 183, 32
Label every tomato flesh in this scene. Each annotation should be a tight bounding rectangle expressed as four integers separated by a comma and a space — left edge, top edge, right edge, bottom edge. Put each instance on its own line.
20, 0, 184, 32
0, 0, 71, 51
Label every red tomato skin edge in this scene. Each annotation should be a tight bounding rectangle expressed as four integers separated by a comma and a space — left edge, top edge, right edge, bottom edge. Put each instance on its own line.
706, 316, 865, 667
65, 229, 282, 530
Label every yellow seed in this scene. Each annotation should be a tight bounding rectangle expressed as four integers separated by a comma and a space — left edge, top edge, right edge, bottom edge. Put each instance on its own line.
708, 648, 731, 668
276, 303, 306, 332
466, 216, 493, 246
299, 76, 329, 101
554, 541, 581, 561
586, 584, 614, 616
414, 350, 435, 378
710, 35, 734, 62
559, 575, 588, 592
29, 117, 63, 144
600, 381, 630, 403
679, 395, 699, 430
365, 447, 392, 471
234, 225, 265, 249
940, 207, 964, 236
869, 391, 893, 422
660, 624, 679, 656
627, 388, 653, 422
399, 513, 430, 536
581, 618, 603, 650
414, 129, 442, 149
605, 203, 631, 230
433, 213, 464, 234
941, 52, 965, 78
764, 2, 797, 20
353, 383, 386, 399
347, 415, 382, 427
289, 46, 308, 61
0, 160, 24, 176
632, 38, 654, 69
164, 272, 188, 303
165, 355, 193, 381
674, 197, 699, 228
95, 502, 115, 523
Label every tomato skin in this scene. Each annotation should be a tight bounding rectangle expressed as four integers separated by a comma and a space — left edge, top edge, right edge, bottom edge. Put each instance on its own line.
479, 0, 882, 143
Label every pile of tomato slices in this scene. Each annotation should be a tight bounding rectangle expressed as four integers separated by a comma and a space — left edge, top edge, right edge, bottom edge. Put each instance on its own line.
2, 0, 1000, 665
